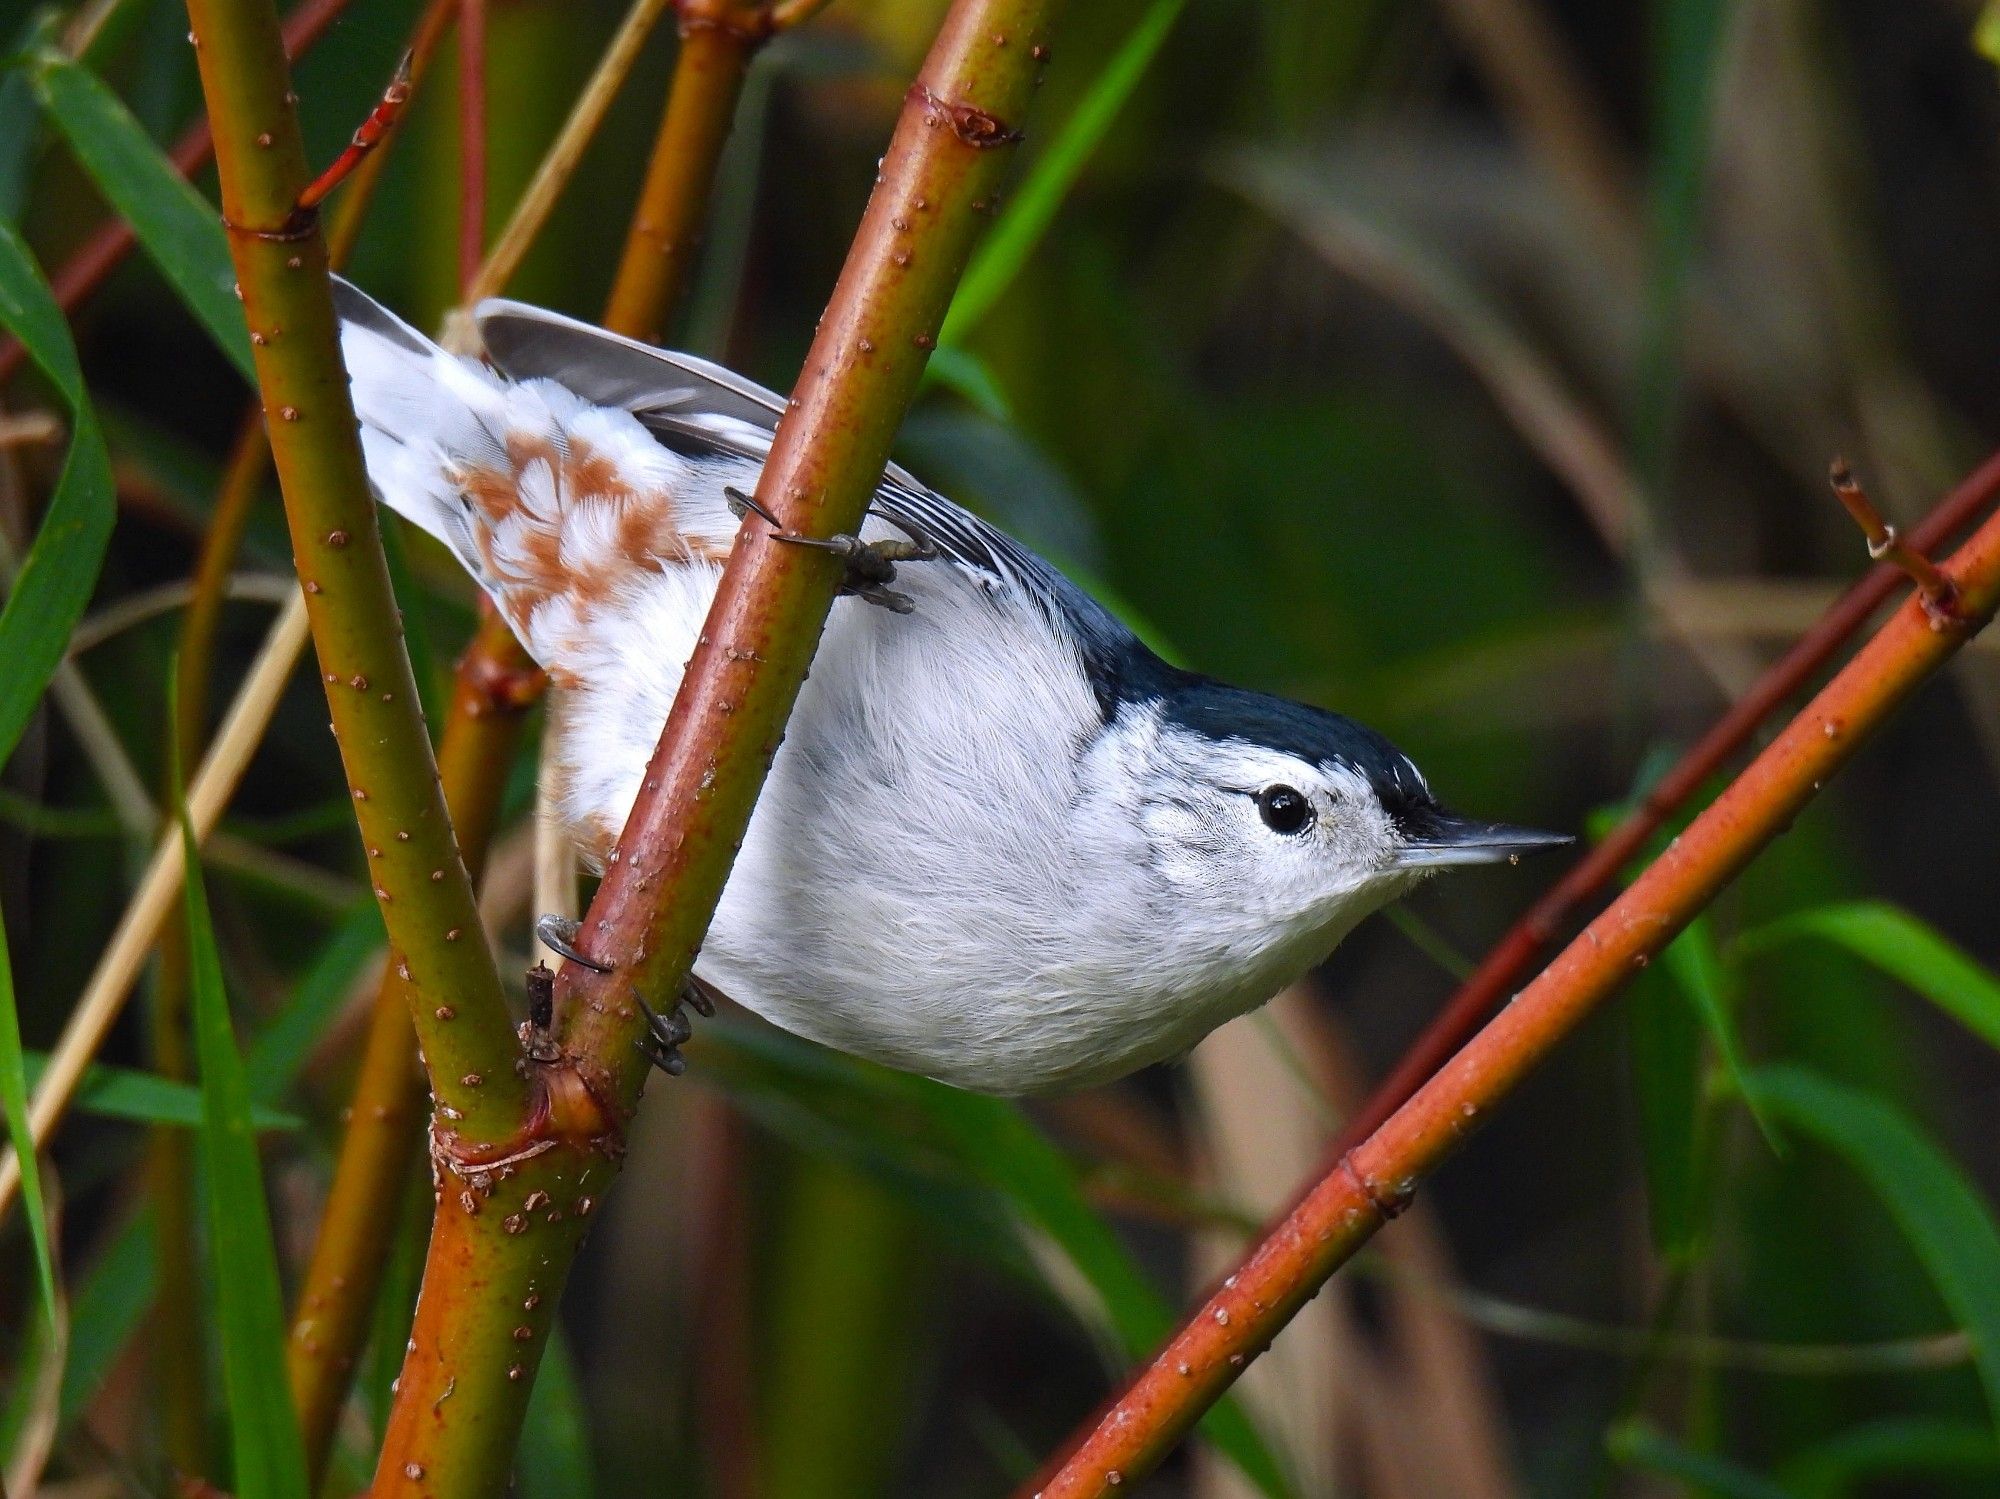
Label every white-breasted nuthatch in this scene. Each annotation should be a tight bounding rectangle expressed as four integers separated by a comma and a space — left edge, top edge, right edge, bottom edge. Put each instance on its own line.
334, 280, 1567, 1095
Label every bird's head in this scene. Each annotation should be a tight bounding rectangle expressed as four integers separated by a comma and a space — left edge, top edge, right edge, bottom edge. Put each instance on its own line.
1119, 678, 1567, 942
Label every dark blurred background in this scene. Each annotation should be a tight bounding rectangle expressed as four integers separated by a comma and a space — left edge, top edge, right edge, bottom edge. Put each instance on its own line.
9, 0, 2000, 1494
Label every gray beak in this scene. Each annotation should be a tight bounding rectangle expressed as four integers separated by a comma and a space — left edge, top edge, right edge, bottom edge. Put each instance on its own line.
1393, 805, 1572, 870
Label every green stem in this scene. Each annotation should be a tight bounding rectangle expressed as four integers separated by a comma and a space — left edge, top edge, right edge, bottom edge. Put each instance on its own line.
181, 0, 523, 1136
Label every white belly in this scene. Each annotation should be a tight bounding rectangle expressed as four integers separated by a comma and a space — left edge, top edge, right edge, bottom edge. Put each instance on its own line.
550, 553, 1309, 1094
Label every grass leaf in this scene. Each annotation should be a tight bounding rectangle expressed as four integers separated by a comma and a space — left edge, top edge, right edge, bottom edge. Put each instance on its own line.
0, 910, 57, 1334
938, 0, 1189, 346
21, 1052, 302, 1130
1739, 901, 2000, 1053
1748, 1064, 2000, 1430
245, 898, 385, 1089
177, 787, 311, 1499
0, 221, 117, 768
1779, 1417, 2000, 1499
3, 903, 378, 1459
1609, 1419, 1794, 1499
1659, 917, 1776, 1147
29, 53, 256, 381
1629, 948, 1705, 1261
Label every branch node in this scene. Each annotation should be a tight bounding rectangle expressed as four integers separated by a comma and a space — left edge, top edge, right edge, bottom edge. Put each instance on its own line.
906, 81, 1023, 148
1830, 458, 1960, 624
1337, 1152, 1413, 1221
222, 207, 320, 243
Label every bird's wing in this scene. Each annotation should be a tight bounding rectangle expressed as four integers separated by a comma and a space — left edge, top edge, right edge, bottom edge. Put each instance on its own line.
475, 298, 1139, 685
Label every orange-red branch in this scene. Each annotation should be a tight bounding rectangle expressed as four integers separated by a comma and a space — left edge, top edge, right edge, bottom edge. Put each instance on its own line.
1324, 446, 2000, 1160
1028, 456, 2000, 1495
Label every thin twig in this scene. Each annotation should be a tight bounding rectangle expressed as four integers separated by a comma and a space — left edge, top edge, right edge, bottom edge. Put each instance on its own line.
1027, 452, 2000, 1494
325, 0, 463, 272
66, 573, 296, 656
1829, 458, 1957, 619
458, 0, 488, 296
296, 52, 413, 214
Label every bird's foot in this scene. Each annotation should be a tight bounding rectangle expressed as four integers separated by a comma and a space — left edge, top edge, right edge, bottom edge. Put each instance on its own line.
534, 913, 614, 974
633, 977, 718, 1077
726, 486, 938, 613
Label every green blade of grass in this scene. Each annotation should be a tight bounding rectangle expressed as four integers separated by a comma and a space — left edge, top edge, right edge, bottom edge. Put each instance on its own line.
29, 52, 255, 381
1779, 1417, 2000, 1499
1608, 1420, 1794, 1499
938, 0, 1189, 347
0, 220, 117, 768
1629, 948, 1705, 1262
1658, 917, 1776, 1147
243, 898, 384, 1089
1739, 901, 2000, 1053
0, 12, 62, 222
0, 911, 56, 1334
1, 899, 383, 1460
0, 218, 115, 1355
21, 1052, 302, 1130
1748, 1064, 2000, 1430
177, 783, 310, 1499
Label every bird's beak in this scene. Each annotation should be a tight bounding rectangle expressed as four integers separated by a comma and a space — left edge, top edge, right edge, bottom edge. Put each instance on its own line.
1393, 805, 1572, 870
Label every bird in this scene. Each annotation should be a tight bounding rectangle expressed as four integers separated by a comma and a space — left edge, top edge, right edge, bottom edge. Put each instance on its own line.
333, 278, 1569, 1096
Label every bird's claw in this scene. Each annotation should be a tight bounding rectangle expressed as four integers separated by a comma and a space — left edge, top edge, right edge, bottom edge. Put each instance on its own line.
633, 977, 714, 1077
725, 486, 938, 613
534, 913, 614, 974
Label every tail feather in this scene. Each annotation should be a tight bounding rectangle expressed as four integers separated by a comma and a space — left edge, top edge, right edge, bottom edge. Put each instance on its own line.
334, 278, 511, 586
333, 277, 732, 677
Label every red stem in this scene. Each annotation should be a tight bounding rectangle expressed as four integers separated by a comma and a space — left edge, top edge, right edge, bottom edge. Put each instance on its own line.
295, 52, 413, 214
1329, 445, 2000, 1156
458, 0, 487, 299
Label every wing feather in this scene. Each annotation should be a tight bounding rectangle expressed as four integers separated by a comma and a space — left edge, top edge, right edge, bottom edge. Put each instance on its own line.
474, 297, 1137, 684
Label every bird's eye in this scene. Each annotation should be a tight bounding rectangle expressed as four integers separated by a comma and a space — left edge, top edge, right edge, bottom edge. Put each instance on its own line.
1257, 785, 1314, 835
